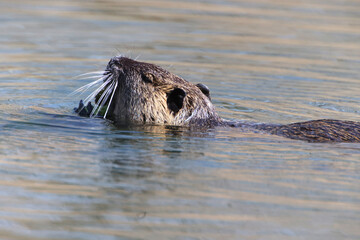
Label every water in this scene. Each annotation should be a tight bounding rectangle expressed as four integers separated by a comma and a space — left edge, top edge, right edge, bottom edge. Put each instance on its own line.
1, 0, 360, 239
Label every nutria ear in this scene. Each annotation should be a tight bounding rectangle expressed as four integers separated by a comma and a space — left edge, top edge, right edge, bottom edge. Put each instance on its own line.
196, 83, 211, 100
167, 88, 186, 114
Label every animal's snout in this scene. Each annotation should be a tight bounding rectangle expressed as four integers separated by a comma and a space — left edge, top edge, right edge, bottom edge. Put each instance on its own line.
107, 57, 123, 71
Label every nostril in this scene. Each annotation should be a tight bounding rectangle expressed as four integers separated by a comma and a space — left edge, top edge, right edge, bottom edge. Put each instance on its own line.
107, 59, 123, 71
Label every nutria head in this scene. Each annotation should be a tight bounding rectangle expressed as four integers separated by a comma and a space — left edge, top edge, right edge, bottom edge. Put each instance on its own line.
76, 56, 221, 126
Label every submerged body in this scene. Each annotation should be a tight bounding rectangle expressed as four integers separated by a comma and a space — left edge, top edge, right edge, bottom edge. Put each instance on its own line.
74, 56, 360, 143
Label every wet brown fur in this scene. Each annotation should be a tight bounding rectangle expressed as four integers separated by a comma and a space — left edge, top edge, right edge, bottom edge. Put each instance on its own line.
260, 119, 360, 143
95, 56, 360, 143
104, 57, 221, 126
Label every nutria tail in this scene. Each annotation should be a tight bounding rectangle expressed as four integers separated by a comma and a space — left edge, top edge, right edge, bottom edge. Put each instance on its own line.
259, 119, 360, 143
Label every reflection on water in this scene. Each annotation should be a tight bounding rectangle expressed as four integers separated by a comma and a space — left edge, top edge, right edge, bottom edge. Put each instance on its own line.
0, 0, 360, 239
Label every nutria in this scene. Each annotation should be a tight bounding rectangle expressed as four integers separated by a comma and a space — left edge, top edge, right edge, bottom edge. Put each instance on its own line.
73, 56, 360, 143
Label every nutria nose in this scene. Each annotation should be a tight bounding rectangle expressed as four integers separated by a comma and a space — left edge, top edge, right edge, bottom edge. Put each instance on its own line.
111, 57, 122, 66
107, 57, 124, 72
108, 56, 136, 70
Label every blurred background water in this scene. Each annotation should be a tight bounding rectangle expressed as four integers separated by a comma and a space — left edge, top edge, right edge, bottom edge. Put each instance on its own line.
0, 0, 359, 239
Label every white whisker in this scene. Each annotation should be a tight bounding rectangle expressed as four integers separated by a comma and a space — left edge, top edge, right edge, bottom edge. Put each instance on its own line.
75, 71, 107, 78
90, 81, 115, 117
80, 75, 105, 80
70, 80, 101, 96
95, 82, 113, 110
97, 81, 115, 117
104, 80, 118, 119
69, 75, 108, 96
134, 54, 141, 60
83, 78, 112, 104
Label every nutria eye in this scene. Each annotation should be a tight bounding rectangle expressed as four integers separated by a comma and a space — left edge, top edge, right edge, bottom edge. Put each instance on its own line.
196, 83, 211, 100
167, 88, 186, 114
142, 73, 155, 83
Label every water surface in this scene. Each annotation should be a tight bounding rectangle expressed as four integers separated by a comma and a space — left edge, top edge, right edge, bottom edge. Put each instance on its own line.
0, 0, 360, 239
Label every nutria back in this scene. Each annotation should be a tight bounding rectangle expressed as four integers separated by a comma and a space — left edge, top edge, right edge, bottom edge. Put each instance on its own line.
255, 119, 360, 143
74, 56, 360, 143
